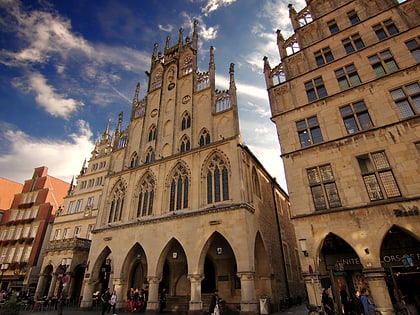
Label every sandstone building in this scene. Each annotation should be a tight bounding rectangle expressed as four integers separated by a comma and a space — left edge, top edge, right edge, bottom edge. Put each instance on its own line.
38, 21, 305, 314
263, 0, 420, 314
0, 167, 68, 293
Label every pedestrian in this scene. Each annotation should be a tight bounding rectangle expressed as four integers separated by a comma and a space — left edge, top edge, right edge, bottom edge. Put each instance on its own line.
322, 287, 335, 315
209, 289, 221, 315
159, 288, 167, 313
101, 288, 111, 315
360, 288, 376, 315
340, 285, 349, 315
57, 290, 66, 315
109, 290, 117, 315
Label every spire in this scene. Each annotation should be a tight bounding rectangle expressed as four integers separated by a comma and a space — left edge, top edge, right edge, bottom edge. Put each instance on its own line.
209, 46, 215, 100
192, 20, 198, 50
67, 176, 74, 195
229, 63, 239, 136
276, 30, 287, 60
178, 27, 184, 48
133, 82, 140, 104
80, 159, 87, 176
263, 56, 273, 88
288, 4, 300, 31
152, 43, 158, 62
229, 63, 236, 92
101, 119, 110, 143
165, 35, 170, 52
115, 112, 123, 136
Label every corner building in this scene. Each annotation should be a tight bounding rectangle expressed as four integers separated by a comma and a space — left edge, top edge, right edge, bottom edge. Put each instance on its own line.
80, 21, 304, 314
263, 0, 420, 314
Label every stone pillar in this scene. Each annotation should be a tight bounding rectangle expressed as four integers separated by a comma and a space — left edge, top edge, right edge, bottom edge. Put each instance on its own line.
302, 273, 322, 306
113, 278, 125, 311
187, 274, 204, 315
237, 271, 258, 315
47, 273, 58, 298
363, 267, 394, 315
80, 279, 95, 309
145, 276, 160, 315
34, 274, 46, 299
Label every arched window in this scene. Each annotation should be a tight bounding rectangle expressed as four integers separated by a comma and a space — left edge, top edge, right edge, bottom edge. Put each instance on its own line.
181, 112, 191, 130
206, 153, 229, 204
148, 125, 157, 141
199, 129, 211, 146
130, 153, 138, 168
108, 181, 126, 223
183, 55, 193, 75
137, 173, 155, 217
252, 167, 261, 198
180, 135, 191, 153
169, 164, 189, 211
145, 148, 155, 164
152, 69, 163, 89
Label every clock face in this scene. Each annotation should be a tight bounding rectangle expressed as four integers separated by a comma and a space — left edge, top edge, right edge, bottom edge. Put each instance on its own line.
182, 95, 191, 104
151, 109, 158, 117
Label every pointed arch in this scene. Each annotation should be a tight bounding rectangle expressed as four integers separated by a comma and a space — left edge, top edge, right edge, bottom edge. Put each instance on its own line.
148, 124, 157, 142
199, 128, 211, 146
130, 152, 139, 168
168, 162, 191, 212
156, 238, 189, 296
91, 247, 112, 293
179, 135, 191, 153
136, 172, 156, 218
182, 55, 193, 75
120, 243, 148, 289
108, 179, 127, 223
202, 151, 231, 204
252, 167, 261, 198
181, 111, 191, 130
145, 147, 155, 164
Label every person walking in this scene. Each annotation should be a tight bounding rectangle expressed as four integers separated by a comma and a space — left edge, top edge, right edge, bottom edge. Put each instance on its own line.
57, 290, 66, 315
322, 287, 335, 315
159, 288, 167, 313
109, 290, 117, 315
360, 288, 376, 315
101, 288, 111, 315
209, 289, 221, 315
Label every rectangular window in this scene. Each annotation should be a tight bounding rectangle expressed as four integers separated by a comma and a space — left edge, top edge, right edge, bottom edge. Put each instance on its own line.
87, 196, 94, 207
347, 10, 360, 25
53, 229, 61, 240
68, 201, 75, 214
87, 224, 94, 239
22, 226, 30, 238
327, 20, 339, 34
297, 116, 323, 147
0, 249, 7, 264
0, 231, 6, 241
314, 46, 334, 66
74, 226, 81, 238
75, 199, 83, 213
15, 247, 23, 262
305, 77, 327, 102
23, 247, 31, 262
307, 164, 342, 210
340, 100, 373, 134
335, 64, 361, 90
30, 226, 38, 238
357, 151, 401, 201
62, 228, 69, 239
373, 19, 399, 41
368, 50, 399, 78
7, 248, 15, 263
342, 33, 365, 54
390, 82, 420, 118
405, 37, 420, 63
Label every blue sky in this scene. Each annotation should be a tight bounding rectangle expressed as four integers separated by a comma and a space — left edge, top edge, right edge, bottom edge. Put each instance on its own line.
0, 0, 305, 192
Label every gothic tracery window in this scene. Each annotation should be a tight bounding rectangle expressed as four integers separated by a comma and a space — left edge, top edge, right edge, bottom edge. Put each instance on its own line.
206, 153, 230, 204
183, 55, 193, 75
130, 152, 138, 168
181, 112, 191, 130
152, 69, 163, 89
145, 147, 155, 163
199, 129, 211, 146
108, 181, 126, 223
148, 125, 157, 141
169, 164, 189, 211
180, 135, 191, 153
137, 174, 155, 217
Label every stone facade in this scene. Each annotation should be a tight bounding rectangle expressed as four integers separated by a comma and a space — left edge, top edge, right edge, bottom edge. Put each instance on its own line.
57, 21, 305, 315
264, 0, 420, 314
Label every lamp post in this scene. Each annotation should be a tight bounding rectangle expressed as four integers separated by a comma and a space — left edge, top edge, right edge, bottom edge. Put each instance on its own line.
0, 263, 9, 289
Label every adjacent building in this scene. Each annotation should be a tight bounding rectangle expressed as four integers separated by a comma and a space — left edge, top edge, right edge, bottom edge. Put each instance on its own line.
73, 21, 304, 314
0, 167, 68, 294
264, 0, 420, 314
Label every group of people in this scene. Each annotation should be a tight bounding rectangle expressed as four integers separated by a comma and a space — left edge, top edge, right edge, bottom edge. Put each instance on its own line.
322, 286, 377, 315
100, 288, 118, 315
126, 286, 149, 313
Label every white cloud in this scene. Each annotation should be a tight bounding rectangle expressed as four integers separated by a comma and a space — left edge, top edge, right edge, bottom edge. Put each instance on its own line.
28, 72, 84, 119
202, 0, 237, 16
0, 120, 94, 184
215, 74, 268, 101
158, 24, 174, 32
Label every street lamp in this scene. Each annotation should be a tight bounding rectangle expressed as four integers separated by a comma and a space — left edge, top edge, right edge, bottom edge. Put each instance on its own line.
0, 263, 9, 288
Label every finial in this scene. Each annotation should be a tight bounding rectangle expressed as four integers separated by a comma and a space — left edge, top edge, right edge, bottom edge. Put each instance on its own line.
165, 36, 170, 50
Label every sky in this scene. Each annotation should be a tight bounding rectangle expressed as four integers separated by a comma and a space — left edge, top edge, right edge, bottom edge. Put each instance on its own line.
0, 0, 305, 192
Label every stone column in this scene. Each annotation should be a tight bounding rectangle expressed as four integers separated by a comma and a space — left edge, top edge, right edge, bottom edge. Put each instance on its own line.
363, 267, 394, 315
302, 273, 322, 306
187, 274, 204, 315
145, 276, 160, 315
34, 274, 46, 299
237, 271, 258, 315
113, 278, 125, 311
47, 273, 58, 298
80, 279, 95, 309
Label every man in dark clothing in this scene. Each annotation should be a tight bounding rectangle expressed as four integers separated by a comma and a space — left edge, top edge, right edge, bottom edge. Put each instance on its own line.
101, 288, 111, 315
209, 289, 221, 315
322, 287, 335, 315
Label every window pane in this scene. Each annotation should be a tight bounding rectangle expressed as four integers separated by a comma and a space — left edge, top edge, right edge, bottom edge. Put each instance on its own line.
396, 100, 415, 118
307, 168, 321, 184
379, 171, 401, 197
349, 74, 361, 86
325, 183, 341, 208
363, 175, 384, 200
413, 95, 420, 112
373, 64, 386, 77
358, 112, 373, 130
340, 105, 353, 117
354, 39, 365, 50
344, 117, 359, 133
338, 78, 350, 90
320, 165, 334, 181
390, 88, 405, 100
307, 116, 319, 127
311, 127, 323, 143
317, 86, 328, 98
406, 83, 420, 95
385, 60, 398, 72
296, 120, 308, 130
307, 90, 317, 102
353, 101, 367, 112
311, 186, 327, 210
299, 131, 311, 147
371, 151, 390, 169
